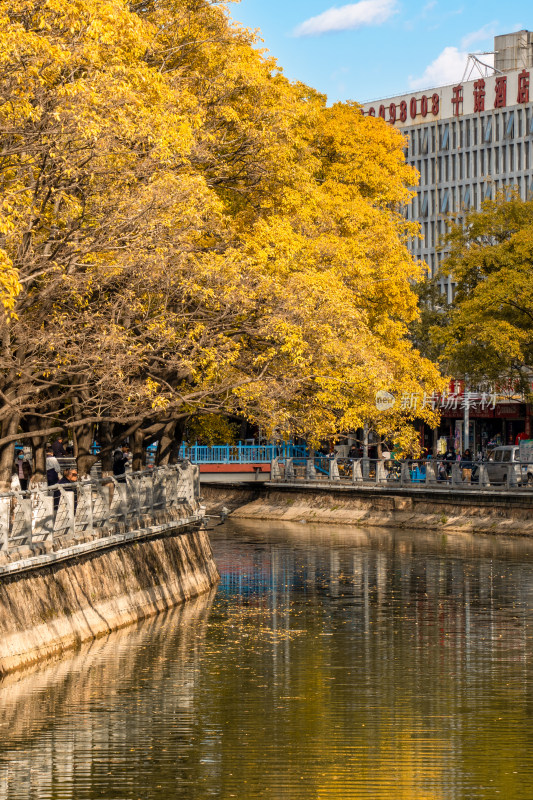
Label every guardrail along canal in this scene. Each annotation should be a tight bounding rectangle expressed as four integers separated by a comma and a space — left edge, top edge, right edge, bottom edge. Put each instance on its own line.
2, 520, 533, 799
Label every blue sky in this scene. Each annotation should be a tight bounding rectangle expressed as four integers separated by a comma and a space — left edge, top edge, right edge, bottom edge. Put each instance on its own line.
228, 0, 530, 103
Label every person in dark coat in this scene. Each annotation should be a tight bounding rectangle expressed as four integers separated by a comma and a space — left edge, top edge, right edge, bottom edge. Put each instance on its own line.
113, 448, 129, 480
54, 467, 78, 512
461, 449, 473, 482
52, 437, 66, 458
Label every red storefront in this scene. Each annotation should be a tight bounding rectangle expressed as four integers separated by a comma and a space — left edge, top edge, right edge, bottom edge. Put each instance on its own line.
420, 381, 532, 455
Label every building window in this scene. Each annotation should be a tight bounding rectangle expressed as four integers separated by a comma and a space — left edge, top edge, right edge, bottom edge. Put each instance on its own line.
420, 193, 429, 217
440, 123, 449, 150
494, 114, 500, 141
487, 148, 492, 173
509, 144, 514, 172
440, 189, 449, 213
494, 147, 499, 173
465, 152, 470, 178
465, 119, 471, 147
484, 116, 492, 143
463, 185, 471, 208
484, 184, 493, 200
505, 111, 515, 139
517, 142, 522, 170
502, 147, 507, 173
422, 128, 429, 154
517, 110, 523, 137
480, 150, 485, 175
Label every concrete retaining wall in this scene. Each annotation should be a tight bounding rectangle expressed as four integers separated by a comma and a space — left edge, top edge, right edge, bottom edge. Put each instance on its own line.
203, 482, 533, 536
0, 520, 219, 676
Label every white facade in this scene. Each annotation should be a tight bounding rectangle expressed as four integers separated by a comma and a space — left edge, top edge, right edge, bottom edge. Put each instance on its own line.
361, 31, 533, 301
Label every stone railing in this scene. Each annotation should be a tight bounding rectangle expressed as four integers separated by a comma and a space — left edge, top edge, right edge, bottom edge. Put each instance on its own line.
0, 463, 201, 566
271, 457, 533, 492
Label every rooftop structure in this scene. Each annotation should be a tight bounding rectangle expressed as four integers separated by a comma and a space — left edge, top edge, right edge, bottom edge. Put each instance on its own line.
361, 30, 533, 302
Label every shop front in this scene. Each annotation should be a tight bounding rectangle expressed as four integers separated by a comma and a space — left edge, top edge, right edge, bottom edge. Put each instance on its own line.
425, 402, 531, 457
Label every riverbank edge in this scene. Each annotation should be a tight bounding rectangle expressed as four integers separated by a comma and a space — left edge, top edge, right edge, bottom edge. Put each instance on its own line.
0, 520, 219, 676
201, 482, 533, 536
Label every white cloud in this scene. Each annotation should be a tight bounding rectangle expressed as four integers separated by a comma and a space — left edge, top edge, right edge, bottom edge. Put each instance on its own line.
460, 23, 498, 50
408, 37, 496, 91
293, 0, 398, 37
408, 46, 468, 90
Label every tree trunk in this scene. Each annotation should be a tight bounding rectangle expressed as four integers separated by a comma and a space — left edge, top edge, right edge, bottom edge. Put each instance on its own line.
0, 414, 19, 490
132, 427, 144, 472
169, 419, 187, 464
99, 422, 115, 476
157, 420, 177, 465
74, 423, 96, 479
27, 414, 46, 486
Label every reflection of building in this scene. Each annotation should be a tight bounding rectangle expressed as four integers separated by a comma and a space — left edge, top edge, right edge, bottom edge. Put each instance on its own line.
361, 30, 533, 304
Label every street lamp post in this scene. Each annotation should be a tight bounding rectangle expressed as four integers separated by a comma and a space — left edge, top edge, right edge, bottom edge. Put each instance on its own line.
464, 374, 469, 453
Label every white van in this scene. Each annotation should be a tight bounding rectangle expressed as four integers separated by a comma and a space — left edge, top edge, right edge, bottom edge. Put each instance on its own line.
486, 446, 533, 485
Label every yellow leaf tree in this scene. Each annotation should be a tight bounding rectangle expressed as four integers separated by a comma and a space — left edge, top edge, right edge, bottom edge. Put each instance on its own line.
0, 0, 442, 483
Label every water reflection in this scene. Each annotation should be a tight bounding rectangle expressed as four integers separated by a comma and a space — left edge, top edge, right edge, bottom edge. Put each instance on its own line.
1, 521, 533, 799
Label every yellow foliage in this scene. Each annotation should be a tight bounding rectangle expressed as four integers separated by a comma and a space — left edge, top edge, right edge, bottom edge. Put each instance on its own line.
0, 0, 442, 449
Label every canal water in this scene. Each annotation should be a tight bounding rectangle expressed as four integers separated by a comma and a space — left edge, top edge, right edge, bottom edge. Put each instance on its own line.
1, 520, 533, 799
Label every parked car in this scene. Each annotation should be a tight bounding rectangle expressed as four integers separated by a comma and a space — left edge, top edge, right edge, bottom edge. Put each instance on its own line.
485, 445, 533, 485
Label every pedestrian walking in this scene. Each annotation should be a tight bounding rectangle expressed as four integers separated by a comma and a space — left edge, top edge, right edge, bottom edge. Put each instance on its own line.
46, 447, 61, 486
461, 449, 473, 482
113, 448, 129, 480
14, 453, 32, 490
52, 437, 66, 458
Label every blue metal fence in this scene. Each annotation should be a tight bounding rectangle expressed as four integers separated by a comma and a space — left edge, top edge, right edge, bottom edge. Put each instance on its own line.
179, 442, 307, 464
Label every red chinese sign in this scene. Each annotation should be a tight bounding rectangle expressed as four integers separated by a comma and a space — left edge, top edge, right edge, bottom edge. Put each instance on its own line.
517, 69, 530, 103
367, 93, 439, 121
451, 84, 463, 116
494, 76, 507, 108
366, 71, 530, 125
473, 79, 485, 112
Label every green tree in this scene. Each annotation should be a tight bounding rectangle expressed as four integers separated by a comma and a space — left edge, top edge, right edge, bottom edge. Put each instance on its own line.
432, 191, 533, 392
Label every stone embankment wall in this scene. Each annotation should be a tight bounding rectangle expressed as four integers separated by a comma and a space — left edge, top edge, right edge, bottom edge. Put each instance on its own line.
0, 512, 219, 676
202, 482, 533, 536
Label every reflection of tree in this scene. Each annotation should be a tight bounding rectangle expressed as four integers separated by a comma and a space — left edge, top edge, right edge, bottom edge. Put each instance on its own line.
1, 524, 533, 799
0, 589, 216, 799
202, 522, 533, 799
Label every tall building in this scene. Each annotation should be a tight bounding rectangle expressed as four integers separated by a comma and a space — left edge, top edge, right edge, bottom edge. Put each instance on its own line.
361, 30, 533, 303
